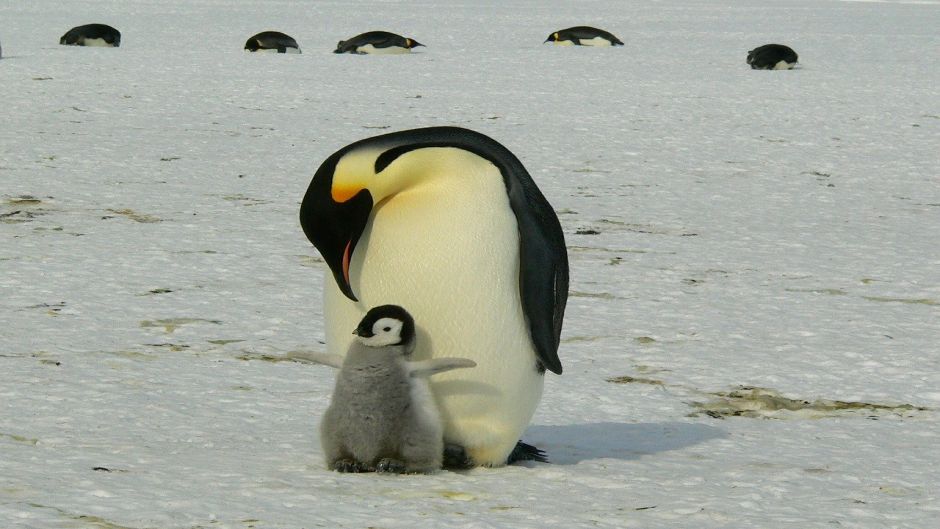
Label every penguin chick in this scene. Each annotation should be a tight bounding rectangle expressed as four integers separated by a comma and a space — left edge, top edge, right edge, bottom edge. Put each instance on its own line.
316, 305, 476, 473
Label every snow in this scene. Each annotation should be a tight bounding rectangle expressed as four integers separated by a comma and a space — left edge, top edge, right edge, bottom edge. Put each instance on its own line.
2, 0, 939, 527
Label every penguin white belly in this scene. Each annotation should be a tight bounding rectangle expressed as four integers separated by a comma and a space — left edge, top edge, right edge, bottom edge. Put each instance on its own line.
578, 36, 613, 47
773, 60, 794, 70
81, 38, 112, 47
323, 150, 544, 465
552, 40, 575, 47
357, 44, 410, 55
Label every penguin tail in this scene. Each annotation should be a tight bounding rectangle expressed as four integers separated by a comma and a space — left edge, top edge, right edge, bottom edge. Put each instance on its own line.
507, 441, 549, 464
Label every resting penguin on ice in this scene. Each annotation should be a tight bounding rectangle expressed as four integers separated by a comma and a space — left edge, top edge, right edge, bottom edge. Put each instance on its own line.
244, 31, 300, 54
299, 126, 569, 467
747, 44, 798, 70
60, 24, 121, 47
306, 305, 476, 473
545, 26, 623, 46
334, 31, 423, 54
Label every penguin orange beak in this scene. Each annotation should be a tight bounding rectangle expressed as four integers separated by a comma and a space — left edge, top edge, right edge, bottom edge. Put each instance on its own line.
300, 161, 374, 302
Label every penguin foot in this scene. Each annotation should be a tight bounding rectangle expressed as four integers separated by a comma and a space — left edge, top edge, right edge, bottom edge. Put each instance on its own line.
507, 440, 549, 464
376, 458, 406, 474
332, 459, 368, 473
442, 443, 475, 470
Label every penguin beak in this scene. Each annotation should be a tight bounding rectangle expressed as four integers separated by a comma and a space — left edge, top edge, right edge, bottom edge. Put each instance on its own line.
300, 164, 374, 302
353, 323, 374, 338
409, 39, 424, 48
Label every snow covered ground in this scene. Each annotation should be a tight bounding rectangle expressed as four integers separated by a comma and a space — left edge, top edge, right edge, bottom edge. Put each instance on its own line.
2, 0, 939, 527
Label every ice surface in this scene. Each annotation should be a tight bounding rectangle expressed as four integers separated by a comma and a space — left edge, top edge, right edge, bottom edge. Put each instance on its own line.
1, 1, 938, 528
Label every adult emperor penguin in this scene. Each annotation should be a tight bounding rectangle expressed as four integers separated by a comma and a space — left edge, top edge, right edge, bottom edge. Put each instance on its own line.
747, 43, 798, 70
299, 126, 568, 467
244, 31, 300, 54
60, 24, 121, 47
334, 31, 423, 54
317, 305, 476, 473
545, 26, 623, 46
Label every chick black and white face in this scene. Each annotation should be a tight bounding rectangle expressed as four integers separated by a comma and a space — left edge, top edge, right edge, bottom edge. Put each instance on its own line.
356, 317, 406, 347
353, 304, 416, 348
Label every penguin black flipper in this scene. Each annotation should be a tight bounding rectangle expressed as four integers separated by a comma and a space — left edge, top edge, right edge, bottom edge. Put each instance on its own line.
370, 127, 568, 375
503, 148, 568, 375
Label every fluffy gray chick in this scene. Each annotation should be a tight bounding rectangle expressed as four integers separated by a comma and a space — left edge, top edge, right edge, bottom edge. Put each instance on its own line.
313, 305, 475, 473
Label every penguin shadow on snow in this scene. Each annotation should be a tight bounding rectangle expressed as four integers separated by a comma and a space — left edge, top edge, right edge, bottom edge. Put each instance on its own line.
524, 422, 728, 465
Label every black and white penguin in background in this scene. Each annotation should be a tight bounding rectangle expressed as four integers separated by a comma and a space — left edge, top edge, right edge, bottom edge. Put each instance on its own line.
244, 31, 300, 54
60, 24, 121, 47
545, 26, 623, 46
334, 31, 423, 54
299, 126, 569, 467
747, 44, 798, 70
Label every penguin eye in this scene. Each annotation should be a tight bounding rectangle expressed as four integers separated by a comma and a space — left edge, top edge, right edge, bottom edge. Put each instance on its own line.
383, 326, 392, 332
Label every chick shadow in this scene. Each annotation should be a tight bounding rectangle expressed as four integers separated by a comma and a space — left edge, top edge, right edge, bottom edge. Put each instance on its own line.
523, 421, 728, 465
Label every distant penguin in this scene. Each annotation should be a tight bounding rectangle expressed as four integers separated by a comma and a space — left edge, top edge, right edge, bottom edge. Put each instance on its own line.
244, 31, 300, 54
334, 31, 423, 54
545, 26, 623, 46
747, 44, 798, 70
299, 126, 568, 467
313, 305, 476, 473
60, 24, 121, 47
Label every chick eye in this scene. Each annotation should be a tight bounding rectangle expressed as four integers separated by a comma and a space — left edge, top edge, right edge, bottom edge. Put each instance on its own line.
383, 327, 392, 332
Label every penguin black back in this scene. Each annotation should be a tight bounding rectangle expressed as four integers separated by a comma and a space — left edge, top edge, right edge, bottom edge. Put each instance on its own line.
747, 44, 798, 70
545, 26, 623, 46
334, 31, 423, 54
244, 31, 300, 53
60, 24, 121, 47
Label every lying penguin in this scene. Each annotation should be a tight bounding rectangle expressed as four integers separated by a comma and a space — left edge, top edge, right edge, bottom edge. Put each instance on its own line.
334, 31, 423, 54
747, 43, 798, 70
244, 31, 300, 54
545, 26, 623, 46
59, 23, 121, 47
303, 305, 476, 473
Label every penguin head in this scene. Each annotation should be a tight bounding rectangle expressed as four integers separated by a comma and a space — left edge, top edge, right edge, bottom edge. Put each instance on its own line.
405, 38, 424, 49
354, 304, 416, 349
544, 32, 560, 43
300, 127, 502, 301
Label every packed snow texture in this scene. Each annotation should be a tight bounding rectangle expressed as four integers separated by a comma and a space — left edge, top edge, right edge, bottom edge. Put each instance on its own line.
1, 1, 938, 528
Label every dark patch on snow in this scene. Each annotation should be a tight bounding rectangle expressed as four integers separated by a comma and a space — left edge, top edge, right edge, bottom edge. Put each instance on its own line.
689, 386, 931, 419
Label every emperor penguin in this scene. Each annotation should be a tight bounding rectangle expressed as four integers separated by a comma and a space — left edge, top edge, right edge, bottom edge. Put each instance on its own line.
60, 24, 121, 47
334, 31, 423, 54
244, 31, 300, 54
299, 126, 568, 467
313, 305, 476, 473
545, 26, 623, 47
747, 44, 798, 70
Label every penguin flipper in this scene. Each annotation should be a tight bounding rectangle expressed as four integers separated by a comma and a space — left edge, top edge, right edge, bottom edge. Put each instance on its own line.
507, 164, 568, 375
408, 357, 476, 378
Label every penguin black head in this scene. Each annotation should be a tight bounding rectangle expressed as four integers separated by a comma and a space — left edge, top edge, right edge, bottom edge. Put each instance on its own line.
354, 305, 415, 348
404, 38, 424, 49
544, 32, 560, 43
